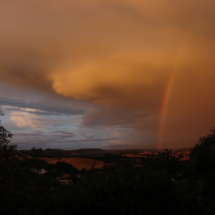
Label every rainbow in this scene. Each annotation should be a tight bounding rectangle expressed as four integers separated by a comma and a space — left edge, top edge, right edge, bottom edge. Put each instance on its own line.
157, 50, 184, 149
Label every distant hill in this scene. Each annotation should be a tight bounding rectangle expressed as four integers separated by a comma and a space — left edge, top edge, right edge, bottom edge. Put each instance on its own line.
19, 147, 192, 159
20, 148, 115, 158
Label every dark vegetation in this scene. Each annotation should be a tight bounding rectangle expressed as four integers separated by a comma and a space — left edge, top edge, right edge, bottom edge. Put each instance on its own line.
21, 148, 110, 158
20, 148, 148, 159
1, 109, 215, 214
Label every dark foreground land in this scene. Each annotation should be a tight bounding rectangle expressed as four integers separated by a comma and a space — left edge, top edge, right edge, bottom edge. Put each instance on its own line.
1, 129, 215, 215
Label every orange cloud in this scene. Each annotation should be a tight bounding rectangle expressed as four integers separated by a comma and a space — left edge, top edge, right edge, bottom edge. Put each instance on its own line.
48, 52, 172, 109
0, 0, 214, 148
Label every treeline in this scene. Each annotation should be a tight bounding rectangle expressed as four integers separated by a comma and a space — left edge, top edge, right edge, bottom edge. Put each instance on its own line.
20, 148, 113, 159
1, 146, 215, 214
1, 109, 215, 214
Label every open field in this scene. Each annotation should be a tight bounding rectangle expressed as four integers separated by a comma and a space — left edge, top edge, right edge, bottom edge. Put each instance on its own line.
43, 157, 104, 170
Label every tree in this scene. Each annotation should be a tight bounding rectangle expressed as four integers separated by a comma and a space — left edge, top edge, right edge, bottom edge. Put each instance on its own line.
31, 147, 43, 158
0, 108, 16, 161
0, 108, 13, 144
190, 128, 215, 172
190, 128, 215, 210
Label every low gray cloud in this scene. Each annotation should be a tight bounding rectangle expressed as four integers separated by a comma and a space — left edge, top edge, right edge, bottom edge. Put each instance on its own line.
12, 130, 119, 150
82, 105, 158, 132
0, 97, 84, 116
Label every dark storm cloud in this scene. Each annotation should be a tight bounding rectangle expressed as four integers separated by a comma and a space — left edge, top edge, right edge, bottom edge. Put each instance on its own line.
82, 105, 157, 130
0, 96, 85, 116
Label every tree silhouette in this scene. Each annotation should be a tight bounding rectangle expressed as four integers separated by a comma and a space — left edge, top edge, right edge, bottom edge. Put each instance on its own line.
0, 108, 16, 161
31, 147, 43, 158
190, 128, 215, 172
190, 128, 215, 210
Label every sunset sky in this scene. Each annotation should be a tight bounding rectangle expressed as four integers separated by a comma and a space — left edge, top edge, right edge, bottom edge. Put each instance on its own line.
0, 0, 215, 150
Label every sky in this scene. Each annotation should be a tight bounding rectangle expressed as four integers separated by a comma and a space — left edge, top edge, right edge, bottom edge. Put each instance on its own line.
0, 0, 215, 150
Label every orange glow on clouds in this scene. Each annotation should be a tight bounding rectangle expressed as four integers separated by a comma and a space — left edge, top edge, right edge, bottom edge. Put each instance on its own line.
0, 0, 215, 149
48, 53, 169, 107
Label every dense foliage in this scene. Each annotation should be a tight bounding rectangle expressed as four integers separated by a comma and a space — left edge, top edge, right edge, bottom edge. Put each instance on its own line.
1, 110, 215, 214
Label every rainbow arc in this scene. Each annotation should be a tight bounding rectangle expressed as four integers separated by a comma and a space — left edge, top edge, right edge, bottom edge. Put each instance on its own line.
157, 48, 184, 149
